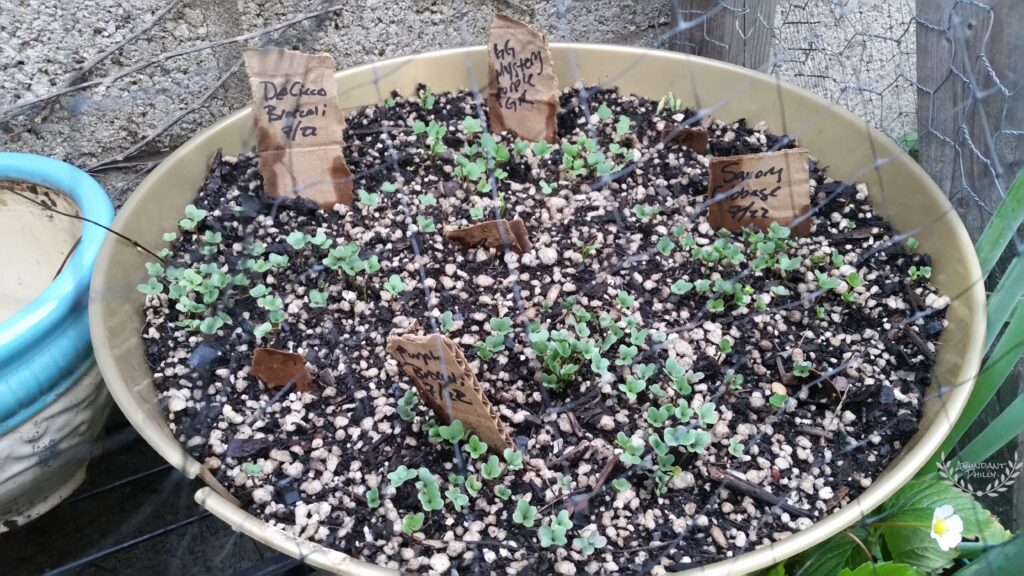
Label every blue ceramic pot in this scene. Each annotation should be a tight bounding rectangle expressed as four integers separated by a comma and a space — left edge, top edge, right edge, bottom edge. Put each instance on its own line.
0, 152, 114, 529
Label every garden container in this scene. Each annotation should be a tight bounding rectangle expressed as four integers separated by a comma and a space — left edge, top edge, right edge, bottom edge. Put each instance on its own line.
0, 153, 113, 531
89, 45, 985, 574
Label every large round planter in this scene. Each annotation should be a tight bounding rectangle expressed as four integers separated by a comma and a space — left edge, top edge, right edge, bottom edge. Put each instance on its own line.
0, 153, 114, 531
90, 45, 985, 575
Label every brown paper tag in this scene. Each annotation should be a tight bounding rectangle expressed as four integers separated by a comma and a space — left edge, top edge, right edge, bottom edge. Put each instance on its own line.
660, 126, 709, 155
707, 148, 811, 235
251, 348, 314, 392
444, 218, 533, 254
242, 48, 353, 209
386, 333, 513, 450
487, 14, 559, 143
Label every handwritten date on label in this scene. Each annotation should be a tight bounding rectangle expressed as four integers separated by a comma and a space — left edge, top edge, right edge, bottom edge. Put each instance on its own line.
242, 48, 352, 209
387, 333, 512, 450
487, 14, 558, 143
707, 148, 812, 235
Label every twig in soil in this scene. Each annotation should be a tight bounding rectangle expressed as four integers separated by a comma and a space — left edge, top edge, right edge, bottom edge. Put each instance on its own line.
901, 327, 935, 361
88, 57, 244, 172
704, 465, 812, 518
566, 411, 583, 437
566, 454, 617, 516
546, 385, 601, 414
825, 485, 850, 511
4, 185, 166, 262
591, 455, 618, 493
0, 4, 347, 124
550, 440, 590, 467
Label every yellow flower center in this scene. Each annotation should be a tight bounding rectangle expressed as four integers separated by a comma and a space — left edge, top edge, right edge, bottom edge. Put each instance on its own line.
934, 518, 948, 536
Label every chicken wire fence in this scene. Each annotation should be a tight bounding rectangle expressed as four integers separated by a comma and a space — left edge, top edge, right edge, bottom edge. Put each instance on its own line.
0, 0, 1021, 575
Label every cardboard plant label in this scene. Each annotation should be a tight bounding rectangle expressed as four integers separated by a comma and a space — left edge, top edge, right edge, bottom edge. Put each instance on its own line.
386, 333, 513, 450
707, 148, 811, 235
251, 347, 314, 392
660, 126, 709, 155
242, 48, 353, 209
444, 218, 533, 254
487, 14, 558, 143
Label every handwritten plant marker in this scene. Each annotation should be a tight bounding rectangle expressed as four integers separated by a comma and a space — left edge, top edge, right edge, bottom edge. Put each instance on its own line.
242, 48, 353, 210
660, 126, 709, 155
386, 333, 513, 450
444, 217, 533, 255
487, 13, 559, 143
251, 347, 314, 393
707, 148, 811, 235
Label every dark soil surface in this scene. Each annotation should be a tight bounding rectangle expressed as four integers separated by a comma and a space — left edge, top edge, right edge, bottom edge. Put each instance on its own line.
140, 87, 949, 575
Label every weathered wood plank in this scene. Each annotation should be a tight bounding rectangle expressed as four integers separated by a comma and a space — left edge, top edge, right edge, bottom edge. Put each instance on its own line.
917, 0, 1024, 531
916, 0, 1024, 242
670, 0, 777, 71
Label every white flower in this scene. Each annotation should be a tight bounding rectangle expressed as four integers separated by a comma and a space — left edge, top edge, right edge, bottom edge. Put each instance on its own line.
930, 504, 964, 551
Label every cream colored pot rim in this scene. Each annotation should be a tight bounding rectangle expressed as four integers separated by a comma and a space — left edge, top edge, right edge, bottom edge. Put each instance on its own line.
92, 43, 984, 576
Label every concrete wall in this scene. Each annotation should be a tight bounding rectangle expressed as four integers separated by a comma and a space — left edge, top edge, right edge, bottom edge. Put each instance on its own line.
0, 0, 672, 205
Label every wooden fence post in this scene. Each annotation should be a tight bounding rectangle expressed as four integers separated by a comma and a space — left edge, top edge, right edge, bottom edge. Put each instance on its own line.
916, 0, 1024, 242
917, 0, 1024, 529
669, 0, 777, 71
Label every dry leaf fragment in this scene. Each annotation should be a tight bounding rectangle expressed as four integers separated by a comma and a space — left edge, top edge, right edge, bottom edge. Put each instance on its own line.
251, 347, 314, 393
444, 218, 533, 254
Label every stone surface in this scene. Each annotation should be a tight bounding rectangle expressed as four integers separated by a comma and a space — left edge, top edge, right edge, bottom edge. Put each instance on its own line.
0, 0, 672, 205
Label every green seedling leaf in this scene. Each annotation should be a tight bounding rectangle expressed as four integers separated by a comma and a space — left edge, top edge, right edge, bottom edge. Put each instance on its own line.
503, 448, 524, 470
308, 289, 327, 308
465, 435, 488, 459
388, 465, 418, 487
402, 513, 424, 535
384, 274, 407, 296
481, 455, 503, 480
445, 486, 469, 511
397, 389, 418, 421
513, 499, 537, 528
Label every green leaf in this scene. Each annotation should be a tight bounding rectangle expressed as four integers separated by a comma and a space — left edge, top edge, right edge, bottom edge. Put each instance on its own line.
957, 391, 1024, 468
656, 235, 676, 256
440, 310, 456, 333
513, 499, 537, 527
402, 513, 424, 534
938, 301, 1024, 462
417, 215, 436, 233
789, 530, 869, 576
953, 533, 1024, 575
983, 260, 1024, 352
880, 477, 1010, 572
253, 322, 273, 340
838, 562, 923, 576
670, 279, 693, 296
611, 478, 631, 492
615, 115, 631, 136
975, 167, 1024, 279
